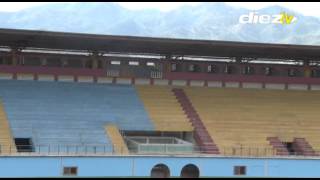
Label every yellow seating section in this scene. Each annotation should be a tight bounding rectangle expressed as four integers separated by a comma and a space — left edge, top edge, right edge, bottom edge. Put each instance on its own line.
0, 100, 16, 154
136, 85, 193, 132
105, 124, 129, 155
184, 87, 320, 155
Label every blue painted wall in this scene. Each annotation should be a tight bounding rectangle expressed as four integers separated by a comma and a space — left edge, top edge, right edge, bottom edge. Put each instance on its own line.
0, 156, 320, 177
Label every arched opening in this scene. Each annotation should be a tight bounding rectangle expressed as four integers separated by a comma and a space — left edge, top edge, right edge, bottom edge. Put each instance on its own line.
180, 164, 200, 178
150, 164, 170, 178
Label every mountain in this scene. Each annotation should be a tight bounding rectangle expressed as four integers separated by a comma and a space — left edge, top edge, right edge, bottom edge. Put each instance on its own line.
0, 2, 319, 45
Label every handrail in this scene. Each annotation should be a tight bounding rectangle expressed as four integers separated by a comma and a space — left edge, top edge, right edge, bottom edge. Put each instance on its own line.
0, 144, 318, 157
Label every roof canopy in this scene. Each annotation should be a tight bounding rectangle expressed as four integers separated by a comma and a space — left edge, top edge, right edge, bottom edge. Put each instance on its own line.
0, 28, 319, 61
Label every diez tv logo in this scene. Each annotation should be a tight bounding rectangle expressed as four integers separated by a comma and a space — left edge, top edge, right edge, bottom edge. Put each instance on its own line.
239, 12, 297, 25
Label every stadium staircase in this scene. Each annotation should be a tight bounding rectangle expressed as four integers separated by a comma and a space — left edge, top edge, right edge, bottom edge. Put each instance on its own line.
136, 86, 193, 132
293, 138, 318, 156
267, 137, 290, 156
172, 88, 219, 154
105, 124, 129, 155
0, 100, 16, 154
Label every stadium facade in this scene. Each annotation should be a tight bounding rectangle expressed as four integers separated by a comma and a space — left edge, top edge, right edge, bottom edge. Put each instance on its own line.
0, 28, 320, 178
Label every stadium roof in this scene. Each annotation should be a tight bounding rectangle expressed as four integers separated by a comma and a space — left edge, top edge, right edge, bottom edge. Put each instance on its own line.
0, 28, 319, 61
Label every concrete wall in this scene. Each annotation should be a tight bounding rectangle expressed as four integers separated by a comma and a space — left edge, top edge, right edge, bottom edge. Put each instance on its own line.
1, 72, 320, 92
0, 156, 320, 178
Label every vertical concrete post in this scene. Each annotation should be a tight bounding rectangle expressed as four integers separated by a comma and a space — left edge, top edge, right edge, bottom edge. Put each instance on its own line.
11, 48, 20, 66
303, 60, 311, 78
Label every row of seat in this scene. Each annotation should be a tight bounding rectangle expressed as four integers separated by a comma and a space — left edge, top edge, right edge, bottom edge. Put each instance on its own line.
184, 87, 320, 153
0, 100, 16, 154
136, 85, 193, 132
0, 80, 154, 153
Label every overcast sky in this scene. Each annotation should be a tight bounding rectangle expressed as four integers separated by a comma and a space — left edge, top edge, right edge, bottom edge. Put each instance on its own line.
0, 2, 319, 17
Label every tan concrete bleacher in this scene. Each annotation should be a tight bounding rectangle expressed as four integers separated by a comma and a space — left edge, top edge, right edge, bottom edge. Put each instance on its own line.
105, 124, 129, 155
184, 87, 320, 155
0, 100, 16, 154
136, 85, 193, 132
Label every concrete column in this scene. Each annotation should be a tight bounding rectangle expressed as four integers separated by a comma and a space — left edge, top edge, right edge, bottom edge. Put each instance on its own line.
11, 48, 19, 66
92, 57, 98, 69
304, 67, 312, 78
81, 58, 86, 68
41, 57, 47, 66
61, 57, 67, 67
90, 51, 103, 69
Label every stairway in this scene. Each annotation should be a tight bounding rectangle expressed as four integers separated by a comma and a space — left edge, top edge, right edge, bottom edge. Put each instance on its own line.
0, 100, 16, 154
105, 124, 129, 155
172, 88, 219, 154
293, 138, 318, 156
267, 137, 289, 156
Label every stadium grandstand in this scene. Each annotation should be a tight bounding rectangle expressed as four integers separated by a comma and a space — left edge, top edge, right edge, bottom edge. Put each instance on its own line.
0, 28, 320, 177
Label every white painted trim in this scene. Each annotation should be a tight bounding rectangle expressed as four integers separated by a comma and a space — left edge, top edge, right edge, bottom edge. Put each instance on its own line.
171, 80, 187, 86
0, 73, 13, 80
287, 84, 308, 91
16, 73, 34, 81
225, 82, 240, 88
77, 76, 94, 83
190, 80, 205, 87
265, 83, 286, 90
57, 75, 74, 82
242, 82, 263, 89
38, 74, 55, 82
116, 78, 132, 85
207, 81, 223, 88
154, 79, 169, 86
97, 77, 113, 84
135, 78, 150, 85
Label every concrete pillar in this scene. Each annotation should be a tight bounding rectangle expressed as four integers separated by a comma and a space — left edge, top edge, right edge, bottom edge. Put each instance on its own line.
61, 57, 68, 67
303, 61, 312, 78
92, 58, 98, 69
81, 58, 86, 68
41, 57, 47, 66
90, 51, 102, 69
11, 48, 19, 66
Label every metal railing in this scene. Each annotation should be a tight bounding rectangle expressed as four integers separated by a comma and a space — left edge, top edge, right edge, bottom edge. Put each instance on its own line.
0, 144, 319, 158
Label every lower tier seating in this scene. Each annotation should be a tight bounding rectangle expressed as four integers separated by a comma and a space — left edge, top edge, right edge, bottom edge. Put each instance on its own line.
0, 80, 154, 153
